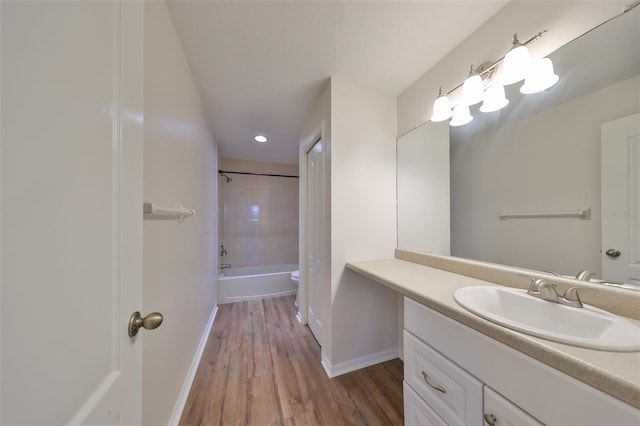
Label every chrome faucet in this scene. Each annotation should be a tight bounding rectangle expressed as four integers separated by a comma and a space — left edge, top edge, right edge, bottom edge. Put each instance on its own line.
219, 263, 231, 270
219, 244, 228, 257
575, 269, 595, 281
559, 287, 597, 308
527, 278, 559, 303
526, 277, 597, 308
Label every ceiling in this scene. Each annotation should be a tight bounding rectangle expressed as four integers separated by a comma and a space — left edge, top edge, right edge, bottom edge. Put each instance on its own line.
167, 1, 508, 165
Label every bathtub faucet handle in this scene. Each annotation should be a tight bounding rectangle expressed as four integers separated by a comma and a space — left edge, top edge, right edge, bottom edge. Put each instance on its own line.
219, 244, 228, 257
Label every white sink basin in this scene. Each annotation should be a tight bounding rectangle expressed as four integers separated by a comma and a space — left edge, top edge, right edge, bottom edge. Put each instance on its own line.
454, 286, 640, 351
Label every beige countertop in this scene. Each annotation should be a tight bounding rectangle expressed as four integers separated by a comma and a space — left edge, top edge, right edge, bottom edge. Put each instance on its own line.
345, 257, 640, 410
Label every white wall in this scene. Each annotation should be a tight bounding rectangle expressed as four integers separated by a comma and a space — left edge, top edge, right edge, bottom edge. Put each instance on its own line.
143, 2, 218, 425
330, 79, 398, 367
398, 1, 627, 136
300, 78, 398, 373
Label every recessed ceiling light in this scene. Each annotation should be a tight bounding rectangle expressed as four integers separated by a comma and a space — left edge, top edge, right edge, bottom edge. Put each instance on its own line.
254, 135, 268, 143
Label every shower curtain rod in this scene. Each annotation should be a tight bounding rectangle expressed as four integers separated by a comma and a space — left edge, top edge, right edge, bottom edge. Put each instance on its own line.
218, 169, 299, 179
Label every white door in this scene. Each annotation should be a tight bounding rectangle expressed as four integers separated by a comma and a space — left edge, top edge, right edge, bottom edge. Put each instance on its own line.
601, 113, 640, 286
1, 2, 144, 424
306, 140, 324, 344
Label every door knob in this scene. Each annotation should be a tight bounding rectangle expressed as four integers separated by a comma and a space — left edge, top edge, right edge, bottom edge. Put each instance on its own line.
605, 249, 621, 258
128, 311, 163, 337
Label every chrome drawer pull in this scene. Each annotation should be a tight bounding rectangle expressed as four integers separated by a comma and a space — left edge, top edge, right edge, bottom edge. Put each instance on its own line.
421, 371, 446, 393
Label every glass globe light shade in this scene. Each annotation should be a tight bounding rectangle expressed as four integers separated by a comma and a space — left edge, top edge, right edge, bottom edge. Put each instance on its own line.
502, 35, 531, 85
462, 72, 485, 106
431, 94, 453, 122
520, 57, 559, 94
480, 83, 509, 113
449, 104, 473, 127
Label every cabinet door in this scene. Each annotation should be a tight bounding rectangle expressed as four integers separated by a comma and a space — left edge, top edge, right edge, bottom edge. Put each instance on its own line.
404, 382, 447, 426
483, 386, 543, 426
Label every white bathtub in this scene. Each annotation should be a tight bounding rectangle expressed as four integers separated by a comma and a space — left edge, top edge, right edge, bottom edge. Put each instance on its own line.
218, 263, 298, 304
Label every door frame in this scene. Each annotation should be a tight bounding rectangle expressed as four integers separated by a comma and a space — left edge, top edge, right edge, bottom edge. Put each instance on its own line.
298, 122, 327, 339
601, 112, 640, 285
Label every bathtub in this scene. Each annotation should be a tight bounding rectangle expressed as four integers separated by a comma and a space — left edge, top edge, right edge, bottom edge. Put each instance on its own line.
218, 263, 299, 304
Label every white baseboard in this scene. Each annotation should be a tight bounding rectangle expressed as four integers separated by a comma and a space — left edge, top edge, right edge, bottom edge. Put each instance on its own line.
321, 347, 400, 378
168, 304, 219, 426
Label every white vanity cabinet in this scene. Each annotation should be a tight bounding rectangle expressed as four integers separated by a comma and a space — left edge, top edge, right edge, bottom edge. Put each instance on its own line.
404, 331, 482, 425
404, 382, 446, 425
404, 297, 640, 426
483, 386, 542, 426
403, 332, 543, 426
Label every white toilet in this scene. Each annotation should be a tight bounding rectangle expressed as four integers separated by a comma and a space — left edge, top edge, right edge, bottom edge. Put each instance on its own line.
291, 270, 299, 306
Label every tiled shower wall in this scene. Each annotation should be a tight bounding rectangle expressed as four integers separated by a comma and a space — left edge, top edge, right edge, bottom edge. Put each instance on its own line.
219, 157, 299, 268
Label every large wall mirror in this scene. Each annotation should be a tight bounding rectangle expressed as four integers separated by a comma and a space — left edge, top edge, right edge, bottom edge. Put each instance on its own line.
397, 6, 640, 288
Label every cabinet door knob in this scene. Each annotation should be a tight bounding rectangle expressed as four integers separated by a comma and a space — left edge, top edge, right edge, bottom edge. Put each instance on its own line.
421, 371, 446, 393
484, 413, 497, 426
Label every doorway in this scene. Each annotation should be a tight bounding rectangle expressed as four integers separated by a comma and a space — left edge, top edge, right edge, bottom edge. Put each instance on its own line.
601, 113, 640, 286
306, 138, 325, 343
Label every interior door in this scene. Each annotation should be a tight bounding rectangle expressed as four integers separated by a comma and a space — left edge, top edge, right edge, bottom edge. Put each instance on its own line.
601, 113, 640, 286
306, 139, 324, 344
1, 1, 144, 424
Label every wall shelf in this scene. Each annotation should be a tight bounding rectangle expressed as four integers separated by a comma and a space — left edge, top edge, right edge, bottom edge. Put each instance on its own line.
499, 207, 591, 220
143, 202, 196, 222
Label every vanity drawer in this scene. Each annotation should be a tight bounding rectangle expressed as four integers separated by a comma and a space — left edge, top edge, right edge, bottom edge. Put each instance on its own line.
404, 330, 483, 426
404, 381, 446, 426
483, 386, 543, 426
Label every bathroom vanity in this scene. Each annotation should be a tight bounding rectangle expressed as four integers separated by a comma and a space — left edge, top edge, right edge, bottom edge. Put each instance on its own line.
346, 250, 640, 425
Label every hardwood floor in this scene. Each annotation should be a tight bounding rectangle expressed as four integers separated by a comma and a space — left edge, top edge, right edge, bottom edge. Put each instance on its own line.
180, 295, 404, 426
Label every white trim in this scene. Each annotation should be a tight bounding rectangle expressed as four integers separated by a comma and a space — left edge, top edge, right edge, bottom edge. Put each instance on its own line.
168, 304, 219, 426
321, 352, 332, 377
320, 347, 400, 378
298, 122, 324, 327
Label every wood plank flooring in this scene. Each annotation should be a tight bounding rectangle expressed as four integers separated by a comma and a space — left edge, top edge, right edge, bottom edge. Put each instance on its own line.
180, 295, 404, 426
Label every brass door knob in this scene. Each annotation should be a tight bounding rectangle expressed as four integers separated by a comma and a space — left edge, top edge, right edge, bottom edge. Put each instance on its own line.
128, 311, 163, 337
605, 249, 622, 258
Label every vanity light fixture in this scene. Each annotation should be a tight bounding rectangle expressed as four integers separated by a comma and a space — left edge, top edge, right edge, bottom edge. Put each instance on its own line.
254, 135, 268, 143
430, 30, 553, 127
430, 87, 453, 122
